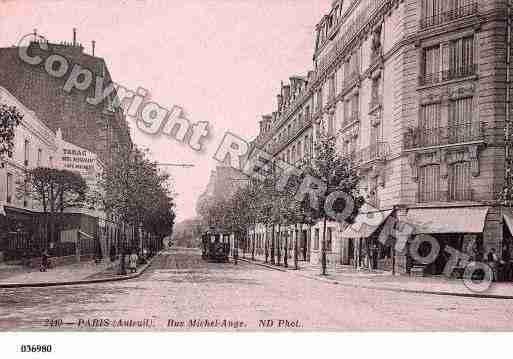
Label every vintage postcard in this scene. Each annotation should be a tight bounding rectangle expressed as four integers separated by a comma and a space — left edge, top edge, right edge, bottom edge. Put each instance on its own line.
1, 0, 513, 355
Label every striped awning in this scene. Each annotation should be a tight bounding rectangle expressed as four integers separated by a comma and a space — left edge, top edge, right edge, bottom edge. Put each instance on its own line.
405, 206, 489, 234
503, 210, 513, 235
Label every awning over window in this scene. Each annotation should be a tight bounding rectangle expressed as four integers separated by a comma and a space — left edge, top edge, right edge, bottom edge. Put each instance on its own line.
340, 209, 393, 239
503, 210, 513, 235
405, 207, 489, 234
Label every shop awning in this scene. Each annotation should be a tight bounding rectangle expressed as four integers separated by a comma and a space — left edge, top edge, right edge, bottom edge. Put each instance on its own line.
503, 210, 513, 235
405, 207, 489, 234
340, 209, 393, 238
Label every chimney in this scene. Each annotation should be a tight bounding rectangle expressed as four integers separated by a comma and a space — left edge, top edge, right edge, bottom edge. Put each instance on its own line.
73, 28, 77, 46
92, 40, 96, 56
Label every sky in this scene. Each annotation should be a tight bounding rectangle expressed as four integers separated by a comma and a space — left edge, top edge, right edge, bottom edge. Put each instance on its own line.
0, 0, 330, 222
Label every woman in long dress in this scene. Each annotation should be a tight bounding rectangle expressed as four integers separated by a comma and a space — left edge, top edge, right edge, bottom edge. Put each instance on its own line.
129, 252, 138, 273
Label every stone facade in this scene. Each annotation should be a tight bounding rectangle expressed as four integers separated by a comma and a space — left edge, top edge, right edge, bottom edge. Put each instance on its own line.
248, 0, 513, 274
0, 40, 132, 166
0, 86, 107, 261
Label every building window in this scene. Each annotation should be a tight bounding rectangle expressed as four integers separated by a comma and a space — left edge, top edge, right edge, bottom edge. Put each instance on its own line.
420, 0, 478, 29
24, 139, 30, 166
351, 94, 359, 121
419, 102, 441, 146
368, 177, 379, 207
449, 161, 471, 200
316, 89, 323, 113
329, 75, 336, 101
418, 165, 440, 202
370, 75, 381, 108
37, 149, 42, 167
328, 115, 335, 136
448, 36, 475, 79
449, 97, 474, 143
23, 179, 28, 207
370, 124, 381, 161
314, 228, 320, 250
297, 141, 302, 161
350, 50, 359, 78
421, 45, 440, 85
6, 173, 13, 204
421, 36, 475, 85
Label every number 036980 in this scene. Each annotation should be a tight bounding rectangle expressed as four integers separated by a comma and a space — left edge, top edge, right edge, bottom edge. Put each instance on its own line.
20, 345, 53, 353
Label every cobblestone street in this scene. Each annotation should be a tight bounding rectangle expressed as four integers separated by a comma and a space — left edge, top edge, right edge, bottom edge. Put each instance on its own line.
1, 248, 513, 331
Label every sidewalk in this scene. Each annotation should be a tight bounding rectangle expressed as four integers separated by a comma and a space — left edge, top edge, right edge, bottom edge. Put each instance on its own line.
0, 254, 158, 288
238, 254, 513, 299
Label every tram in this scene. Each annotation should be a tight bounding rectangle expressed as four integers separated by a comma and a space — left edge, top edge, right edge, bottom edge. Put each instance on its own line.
201, 229, 230, 263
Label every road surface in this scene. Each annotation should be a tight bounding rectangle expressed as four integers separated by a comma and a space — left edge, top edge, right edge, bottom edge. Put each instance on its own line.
1, 247, 512, 331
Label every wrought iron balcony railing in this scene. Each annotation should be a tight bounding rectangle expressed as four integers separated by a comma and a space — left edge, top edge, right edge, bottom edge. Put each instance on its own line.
369, 94, 383, 110
353, 141, 390, 165
404, 122, 485, 150
269, 116, 313, 155
344, 71, 359, 88
419, 3, 478, 29
416, 189, 473, 203
419, 64, 477, 86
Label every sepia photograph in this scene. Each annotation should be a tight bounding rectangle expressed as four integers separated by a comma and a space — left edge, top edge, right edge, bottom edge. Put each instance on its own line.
0, 0, 513, 356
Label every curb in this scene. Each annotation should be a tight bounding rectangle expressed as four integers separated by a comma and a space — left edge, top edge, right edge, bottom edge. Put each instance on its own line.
240, 257, 513, 300
236, 257, 287, 272
0, 252, 162, 289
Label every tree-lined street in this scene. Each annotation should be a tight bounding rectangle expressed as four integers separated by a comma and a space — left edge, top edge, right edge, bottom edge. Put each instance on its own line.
1, 247, 512, 331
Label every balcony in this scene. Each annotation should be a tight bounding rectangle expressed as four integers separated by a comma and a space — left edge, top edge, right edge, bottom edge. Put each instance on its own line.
344, 72, 359, 88
404, 122, 485, 150
270, 116, 313, 155
419, 64, 477, 86
417, 189, 473, 203
353, 141, 390, 166
340, 111, 359, 130
369, 94, 383, 112
419, 3, 478, 29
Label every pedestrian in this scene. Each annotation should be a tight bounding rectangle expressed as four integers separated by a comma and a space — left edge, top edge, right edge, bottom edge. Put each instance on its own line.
370, 243, 378, 271
40, 250, 49, 272
487, 248, 499, 281
129, 251, 138, 273
502, 245, 512, 282
109, 244, 117, 263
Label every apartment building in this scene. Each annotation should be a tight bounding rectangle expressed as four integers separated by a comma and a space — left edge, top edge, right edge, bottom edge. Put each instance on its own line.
0, 36, 132, 167
250, 0, 513, 275
0, 86, 106, 261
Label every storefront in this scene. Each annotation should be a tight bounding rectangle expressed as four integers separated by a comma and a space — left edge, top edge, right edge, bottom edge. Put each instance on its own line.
340, 208, 394, 270
403, 206, 489, 275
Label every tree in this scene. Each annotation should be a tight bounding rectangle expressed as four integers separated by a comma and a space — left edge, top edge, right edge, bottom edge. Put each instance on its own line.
101, 146, 175, 270
306, 134, 364, 275
143, 187, 176, 250
24, 167, 88, 249
258, 162, 283, 265
0, 104, 23, 159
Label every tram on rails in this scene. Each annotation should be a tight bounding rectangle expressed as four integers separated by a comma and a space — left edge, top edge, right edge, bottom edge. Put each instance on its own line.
201, 229, 230, 263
